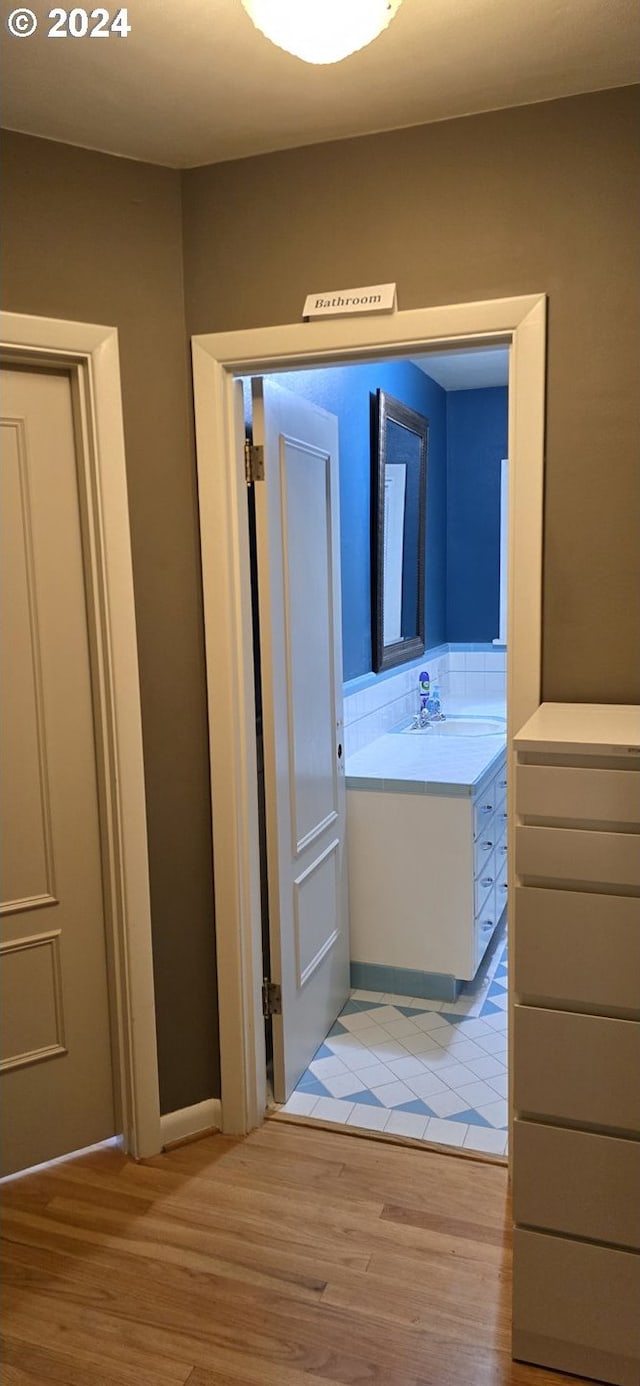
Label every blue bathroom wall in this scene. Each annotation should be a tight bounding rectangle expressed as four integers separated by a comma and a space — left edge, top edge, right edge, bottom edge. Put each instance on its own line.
445, 387, 508, 642
269, 361, 447, 680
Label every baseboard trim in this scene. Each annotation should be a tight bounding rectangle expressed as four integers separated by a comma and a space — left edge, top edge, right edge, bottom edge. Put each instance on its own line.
160, 1099, 222, 1149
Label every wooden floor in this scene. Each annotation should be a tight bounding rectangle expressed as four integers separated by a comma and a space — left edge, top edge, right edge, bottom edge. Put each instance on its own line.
1, 1120, 591, 1386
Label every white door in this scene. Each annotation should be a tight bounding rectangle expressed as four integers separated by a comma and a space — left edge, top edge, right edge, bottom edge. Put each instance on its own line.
0, 366, 116, 1176
252, 378, 349, 1103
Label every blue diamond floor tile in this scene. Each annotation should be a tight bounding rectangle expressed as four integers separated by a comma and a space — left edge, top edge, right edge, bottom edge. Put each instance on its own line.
340, 998, 383, 1015
313, 1042, 335, 1060
295, 1075, 331, 1097
327, 1020, 348, 1037
343, 1088, 385, 1107
479, 1000, 504, 1017
397, 1004, 432, 1017
448, 1108, 493, 1126
396, 1099, 435, 1117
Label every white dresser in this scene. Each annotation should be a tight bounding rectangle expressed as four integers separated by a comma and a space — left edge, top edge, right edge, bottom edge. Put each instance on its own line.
512, 703, 640, 1386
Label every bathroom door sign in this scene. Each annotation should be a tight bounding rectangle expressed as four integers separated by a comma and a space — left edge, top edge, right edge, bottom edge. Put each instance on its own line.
302, 283, 397, 320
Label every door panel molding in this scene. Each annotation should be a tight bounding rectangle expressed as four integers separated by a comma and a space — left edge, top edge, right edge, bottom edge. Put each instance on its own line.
0, 312, 161, 1161
0, 417, 57, 915
192, 294, 547, 1135
0, 930, 66, 1071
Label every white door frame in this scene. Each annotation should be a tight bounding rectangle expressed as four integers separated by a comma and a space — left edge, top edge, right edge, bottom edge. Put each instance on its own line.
192, 294, 546, 1136
1, 311, 162, 1160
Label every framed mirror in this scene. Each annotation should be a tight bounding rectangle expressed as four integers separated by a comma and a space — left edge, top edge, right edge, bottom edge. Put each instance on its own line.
371, 389, 428, 673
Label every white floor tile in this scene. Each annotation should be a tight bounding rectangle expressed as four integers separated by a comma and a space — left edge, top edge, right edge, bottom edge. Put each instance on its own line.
463, 1127, 508, 1156
385, 1054, 431, 1081
486, 1073, 509, 1099
334, 1043, 385, 1073
379, 1017, 422, 1040
463, 1055, 507, 1081
454, 1079, 503, 1108
354, 1029, 409, 1059
325, 1034, 368, 1059
442, 1017, 493, 1039
369, 1079, 417, 1107
367, 1005, 405, 1024
432, 1036, 488, 1062
400, 1031, 443, 1056
351, 1061, 395, 1090
309, 1055, 349, 1080
410, 1009, 450, 1031
404, 1069, 450, 1099
322, 1070, 368, 1099
471, 1031, 508, 1055
351, 990, 385, 1002
385, 1110, 429, 1140
424, 1118, 469, 1148
482, 1010, 509, 1030
425, 1090, 470, 1118
346, 1103, 391, 1132
311, 1096, 354, 1124
430, 1061, 482, 1090
399, 997, 444, 1012
282, 1092, 319, 1116
341, 1011, 385, 1033
474, 1098, 508, 1129
488, 992, 508, 1010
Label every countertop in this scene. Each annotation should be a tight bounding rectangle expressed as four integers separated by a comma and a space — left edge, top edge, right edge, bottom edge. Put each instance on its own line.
514, 702, 640, 757
346, 699, 507, 798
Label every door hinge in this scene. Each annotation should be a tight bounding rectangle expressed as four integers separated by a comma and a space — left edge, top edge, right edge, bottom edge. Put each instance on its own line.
262, 978, 282, 1019
244, 440, 265, 485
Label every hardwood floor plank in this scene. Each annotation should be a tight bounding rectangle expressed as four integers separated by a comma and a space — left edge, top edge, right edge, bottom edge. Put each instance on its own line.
0, 1334, 193, 1386
1, 1123, 592, 1386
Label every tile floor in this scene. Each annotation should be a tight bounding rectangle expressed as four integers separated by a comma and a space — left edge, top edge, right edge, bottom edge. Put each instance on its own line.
280, 926, 508, 1156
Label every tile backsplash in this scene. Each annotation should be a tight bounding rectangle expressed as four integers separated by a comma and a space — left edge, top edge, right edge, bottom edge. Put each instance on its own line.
343, 647, 506, 756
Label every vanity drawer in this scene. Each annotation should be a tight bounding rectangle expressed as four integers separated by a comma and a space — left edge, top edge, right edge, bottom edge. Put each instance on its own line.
516, 824, 640, 888
513, 1119, 640, 1249
474, 791, 498, 840
474, 852, 496, 915
474, 826, 498, 875
475, 887, 498, 965
516, 763, 640, 825
514, 1005, 640, 1131
513, 1228, 640, 1386
514, 886, 640, 1014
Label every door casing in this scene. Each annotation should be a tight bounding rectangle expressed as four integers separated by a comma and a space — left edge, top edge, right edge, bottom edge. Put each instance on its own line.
1, 311, 162, 1161
192, 294, 547, 1137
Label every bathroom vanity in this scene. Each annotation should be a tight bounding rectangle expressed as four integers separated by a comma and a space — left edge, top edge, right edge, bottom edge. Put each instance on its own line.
346, 718, 507, 998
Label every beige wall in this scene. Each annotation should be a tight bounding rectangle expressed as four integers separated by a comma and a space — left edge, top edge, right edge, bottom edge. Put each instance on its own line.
183, 85, 640, 703
1, 132, 219, 1112
2, 85, 638, 1108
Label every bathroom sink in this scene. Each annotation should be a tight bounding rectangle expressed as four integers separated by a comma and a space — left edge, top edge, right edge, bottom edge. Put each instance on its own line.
396, 716, 506, 737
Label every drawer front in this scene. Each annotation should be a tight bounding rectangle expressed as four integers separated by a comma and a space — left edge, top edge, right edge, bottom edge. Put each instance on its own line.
495, 849, 508, 918
475, 886, 498, 965
514, 1005, 640, 1132
474, 851, 496, 915
513, 1119, 640, 1249
474, 789, 499, 841
474, 824, 498, 876
513, 1228, 640, 1385
516, 763, 640, 825
516, 824, 640, 888
514, 886, 640, 1014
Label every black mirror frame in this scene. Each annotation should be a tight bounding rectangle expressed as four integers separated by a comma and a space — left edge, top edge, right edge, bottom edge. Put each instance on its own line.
371, 388, 428, 674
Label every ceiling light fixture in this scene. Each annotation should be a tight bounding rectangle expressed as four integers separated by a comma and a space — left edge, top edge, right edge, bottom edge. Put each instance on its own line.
240, 0, 403, 65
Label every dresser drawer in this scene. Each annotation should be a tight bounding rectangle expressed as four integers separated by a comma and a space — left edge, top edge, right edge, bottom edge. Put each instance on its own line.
516, 763, 640, 825
516, 824, 640, 888
513, 1119, 640, 1249
513, 1005, 640, 1131
513, 1229, 640, 1386
474, 851, 496, 914
514, 886, 640, 1014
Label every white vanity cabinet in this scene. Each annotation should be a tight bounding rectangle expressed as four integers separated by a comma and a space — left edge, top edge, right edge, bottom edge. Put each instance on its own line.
512, 703, 640, 1386
347, 747, 507, 994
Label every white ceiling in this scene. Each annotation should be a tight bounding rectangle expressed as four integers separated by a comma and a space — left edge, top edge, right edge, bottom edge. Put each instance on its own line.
414, 347, 510, 391
1, 0, 638, 169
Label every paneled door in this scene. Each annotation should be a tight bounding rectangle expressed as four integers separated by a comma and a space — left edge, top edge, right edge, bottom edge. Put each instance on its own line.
252, 378, 349, 1102
0, 366, 116, 1176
